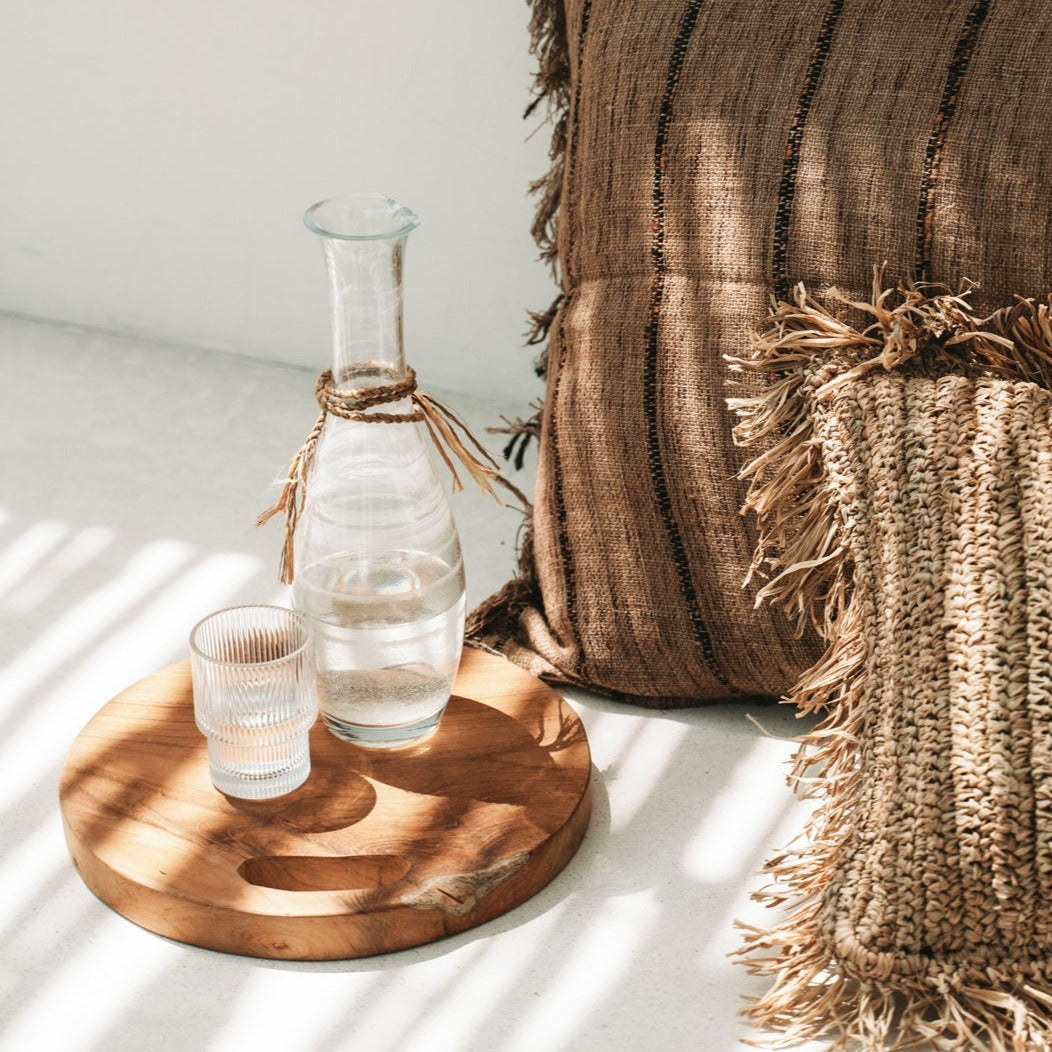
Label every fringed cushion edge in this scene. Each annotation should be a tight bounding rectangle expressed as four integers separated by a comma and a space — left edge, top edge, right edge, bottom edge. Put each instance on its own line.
727, 266, 1052, 1050
466, 0, 571, 655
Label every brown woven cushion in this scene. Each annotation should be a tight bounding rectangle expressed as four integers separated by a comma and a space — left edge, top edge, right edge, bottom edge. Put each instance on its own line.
471, 0, 1052, 706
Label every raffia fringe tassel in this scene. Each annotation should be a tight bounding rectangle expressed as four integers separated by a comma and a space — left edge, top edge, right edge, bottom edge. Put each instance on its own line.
257, 367, 527, 585
728, 267, 1052, 1050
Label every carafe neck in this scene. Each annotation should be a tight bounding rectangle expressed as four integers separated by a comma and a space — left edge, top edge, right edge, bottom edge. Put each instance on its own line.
305, 194, 420, 388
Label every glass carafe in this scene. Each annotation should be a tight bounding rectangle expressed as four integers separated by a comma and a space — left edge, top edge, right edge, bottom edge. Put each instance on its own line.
291, 194, 466, 748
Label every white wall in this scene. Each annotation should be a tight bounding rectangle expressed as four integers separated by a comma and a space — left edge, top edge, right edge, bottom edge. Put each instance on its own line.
1, 0, 554, 404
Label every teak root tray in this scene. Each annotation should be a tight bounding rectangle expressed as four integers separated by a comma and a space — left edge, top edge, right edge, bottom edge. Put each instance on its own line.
59, 647, 592, 960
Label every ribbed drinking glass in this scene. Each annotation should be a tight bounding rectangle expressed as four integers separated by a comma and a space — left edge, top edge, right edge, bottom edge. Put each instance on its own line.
189, 605, 317, 800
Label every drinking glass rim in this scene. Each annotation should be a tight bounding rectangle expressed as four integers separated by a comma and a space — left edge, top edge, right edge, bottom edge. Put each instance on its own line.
189, 604, 312, 667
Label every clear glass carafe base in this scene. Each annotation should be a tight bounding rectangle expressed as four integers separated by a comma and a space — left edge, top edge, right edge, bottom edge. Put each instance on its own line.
295, 548, 466, 748
320, 707, 446, 749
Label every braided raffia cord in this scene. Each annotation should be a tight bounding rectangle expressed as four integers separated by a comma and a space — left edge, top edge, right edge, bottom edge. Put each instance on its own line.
316, 365, 421, 422
258, 365, 527, 584
728, 268, 1052, 1050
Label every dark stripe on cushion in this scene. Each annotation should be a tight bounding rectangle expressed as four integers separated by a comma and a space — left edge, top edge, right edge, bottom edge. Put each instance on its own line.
645, 0, 732, 690
772, 0, 847, 303
547, 0, 592, 667
914, 0, 992, 282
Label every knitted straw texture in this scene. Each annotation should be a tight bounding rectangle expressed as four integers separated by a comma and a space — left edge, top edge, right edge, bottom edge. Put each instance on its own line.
470, 0, 1052, 707
730, 278, 1052, 1049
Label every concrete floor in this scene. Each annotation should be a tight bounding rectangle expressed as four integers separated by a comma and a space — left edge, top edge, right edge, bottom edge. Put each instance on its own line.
0, 313, 822, 1052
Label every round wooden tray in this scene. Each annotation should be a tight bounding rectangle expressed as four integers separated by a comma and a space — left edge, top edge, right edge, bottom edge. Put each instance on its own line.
59, 647, 591, 960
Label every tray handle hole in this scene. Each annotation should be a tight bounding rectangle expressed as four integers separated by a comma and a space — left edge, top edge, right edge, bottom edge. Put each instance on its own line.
238, 853, 411, 892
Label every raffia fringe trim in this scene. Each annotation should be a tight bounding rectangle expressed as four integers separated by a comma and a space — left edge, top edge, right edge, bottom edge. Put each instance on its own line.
525, 0, 569, 273
523, 0, 570, 380
727, 266, 1052, 1050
